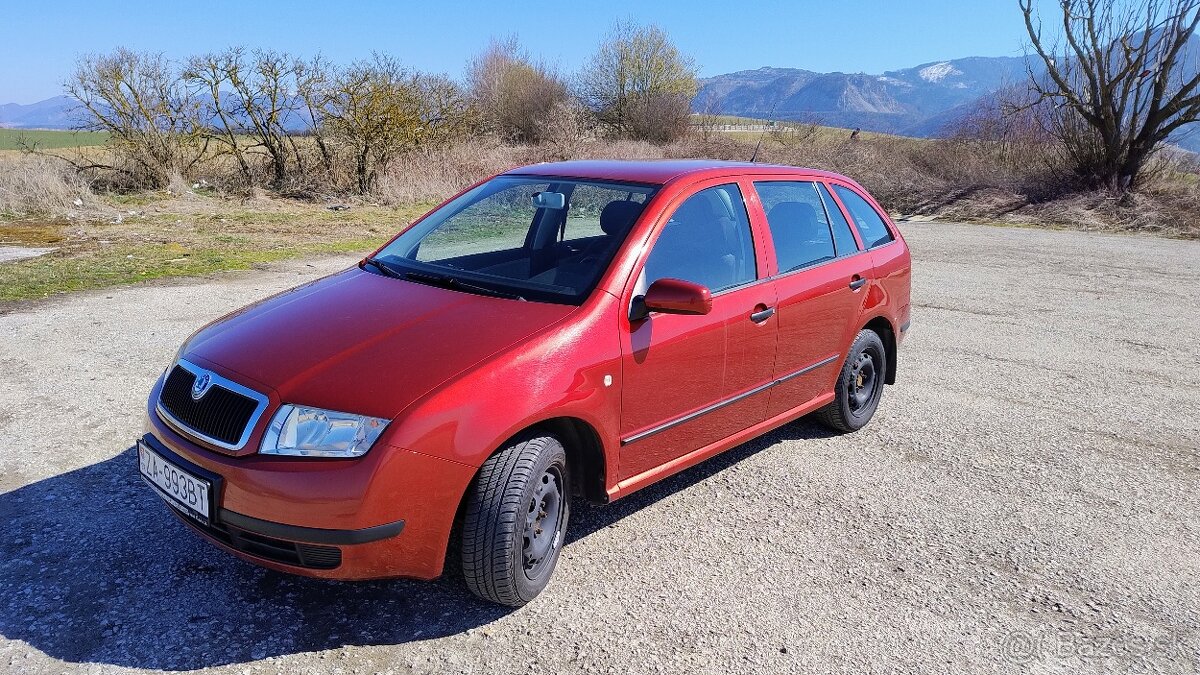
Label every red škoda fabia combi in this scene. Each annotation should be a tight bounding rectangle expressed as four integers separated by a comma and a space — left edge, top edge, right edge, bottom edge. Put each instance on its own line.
138, 160, 911, 606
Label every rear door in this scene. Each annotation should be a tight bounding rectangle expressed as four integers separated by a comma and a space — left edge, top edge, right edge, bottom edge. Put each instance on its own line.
749, 179, 873, 417
618, 180, 777, 482
827, 182, 911, 331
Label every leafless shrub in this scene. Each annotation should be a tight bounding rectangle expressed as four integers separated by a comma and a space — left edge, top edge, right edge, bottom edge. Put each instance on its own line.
377, 140, 527, 204
769, 117, 822, 148
324, 54, 475, 193
690, 95, 726, 143
467, 37, 571, 143
540, 100, 592, 160
376, 137, 672, 204
67, 48, 207, 188
624, 92, 693, 143
578, 20, 698, 142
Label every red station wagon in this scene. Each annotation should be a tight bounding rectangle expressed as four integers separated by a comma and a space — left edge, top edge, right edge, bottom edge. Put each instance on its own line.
138, 160, 911, 606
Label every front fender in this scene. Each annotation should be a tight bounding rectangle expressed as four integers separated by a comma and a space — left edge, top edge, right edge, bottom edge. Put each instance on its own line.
385, 292, 623, 478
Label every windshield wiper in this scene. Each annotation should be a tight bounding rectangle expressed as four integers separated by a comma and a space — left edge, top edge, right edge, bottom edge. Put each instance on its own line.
362, 257, 403, 279
403, 270, 525, 301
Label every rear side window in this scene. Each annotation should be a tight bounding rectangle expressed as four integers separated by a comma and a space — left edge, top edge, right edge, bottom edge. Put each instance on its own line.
831, 184, 894, 249
816, 183, 860, 256
644, 184, 756, 293
754, 181, 835, 272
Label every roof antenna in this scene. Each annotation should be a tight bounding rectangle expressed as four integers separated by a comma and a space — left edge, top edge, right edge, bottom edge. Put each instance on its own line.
749, 102, 778, 163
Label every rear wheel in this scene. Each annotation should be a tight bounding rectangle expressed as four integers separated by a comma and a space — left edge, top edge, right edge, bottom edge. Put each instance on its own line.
461, 434, 570, 606
815, 329, 887, 433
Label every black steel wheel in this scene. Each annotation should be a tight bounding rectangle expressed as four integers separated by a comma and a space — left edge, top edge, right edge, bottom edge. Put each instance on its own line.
461, 434, 570, 606
814, 329, 887, 433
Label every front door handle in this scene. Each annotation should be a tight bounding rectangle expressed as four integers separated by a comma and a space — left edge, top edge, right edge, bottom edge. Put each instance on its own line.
750, 306, 775, 323
849, 276, 868, 290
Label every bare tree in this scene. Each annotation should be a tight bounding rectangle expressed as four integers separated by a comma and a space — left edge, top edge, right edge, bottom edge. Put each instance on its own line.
183, 48, 309, 187
1021, 0, 1200, 192
466, 37, 570, 143
295, 55, 337, 175
577, 20, 698, 142
324, 55, 473, 193
67, 48, 206, 187
182, 50, 253, 183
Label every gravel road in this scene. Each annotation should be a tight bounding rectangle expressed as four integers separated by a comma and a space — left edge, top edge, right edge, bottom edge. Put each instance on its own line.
2, 221, 1198, 674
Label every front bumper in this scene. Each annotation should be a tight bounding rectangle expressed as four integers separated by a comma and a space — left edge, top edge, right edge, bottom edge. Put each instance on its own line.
141, 404, 477, 580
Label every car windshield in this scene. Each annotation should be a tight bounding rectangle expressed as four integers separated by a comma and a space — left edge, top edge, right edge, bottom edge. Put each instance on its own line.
370, 176, 659, 304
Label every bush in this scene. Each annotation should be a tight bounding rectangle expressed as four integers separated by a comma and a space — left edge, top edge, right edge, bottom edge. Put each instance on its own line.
0, 155, 102, 218
577, 21, 698, 143
466, 38, 570, 144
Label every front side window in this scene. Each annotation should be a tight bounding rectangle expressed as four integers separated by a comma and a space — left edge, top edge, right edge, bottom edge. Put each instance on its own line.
754, 181, 836, 273
831, 184, 894, 249
643, 184, 757, 293
372, 176, 658, 304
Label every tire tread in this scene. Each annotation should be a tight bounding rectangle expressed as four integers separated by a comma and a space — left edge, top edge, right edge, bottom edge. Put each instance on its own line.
461, 435, 565, 606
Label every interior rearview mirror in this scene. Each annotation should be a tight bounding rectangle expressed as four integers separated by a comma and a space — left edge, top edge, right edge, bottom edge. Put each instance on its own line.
630, 278, 713, 321
531, 191, 566, 210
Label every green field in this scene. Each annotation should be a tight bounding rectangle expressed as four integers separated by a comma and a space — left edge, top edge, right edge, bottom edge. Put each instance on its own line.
0, 128, 109, 151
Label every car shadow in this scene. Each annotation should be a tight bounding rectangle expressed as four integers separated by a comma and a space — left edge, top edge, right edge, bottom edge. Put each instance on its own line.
0, 418, 836, 670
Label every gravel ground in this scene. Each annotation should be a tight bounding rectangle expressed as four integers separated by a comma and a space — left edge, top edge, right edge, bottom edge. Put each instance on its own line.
1, 221, 1198, 674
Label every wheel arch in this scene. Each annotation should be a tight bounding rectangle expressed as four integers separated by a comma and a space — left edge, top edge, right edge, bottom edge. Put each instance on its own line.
862, 315, 898, 385
454, 415, 609, 516
530, 416, 609, 505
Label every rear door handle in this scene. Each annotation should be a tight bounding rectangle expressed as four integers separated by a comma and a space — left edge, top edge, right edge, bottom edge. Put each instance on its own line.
750, 307, 775, 323
849, 276, 868, 290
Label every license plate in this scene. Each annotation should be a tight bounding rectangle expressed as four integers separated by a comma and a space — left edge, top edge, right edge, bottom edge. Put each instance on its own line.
138, 442, 212, 524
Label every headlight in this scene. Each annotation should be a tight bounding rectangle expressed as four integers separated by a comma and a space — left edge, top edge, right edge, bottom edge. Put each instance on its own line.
260, 405, 389, 458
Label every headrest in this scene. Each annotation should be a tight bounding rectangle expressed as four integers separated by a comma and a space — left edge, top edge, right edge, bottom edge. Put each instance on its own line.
600, 200, 644, 236
767, 202, 822, 239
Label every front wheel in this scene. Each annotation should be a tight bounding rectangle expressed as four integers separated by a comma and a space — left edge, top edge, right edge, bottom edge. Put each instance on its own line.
461, 434, 570, 606
814, 329, 887, 433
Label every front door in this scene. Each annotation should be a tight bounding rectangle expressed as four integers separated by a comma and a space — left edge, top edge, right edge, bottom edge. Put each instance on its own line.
619, 182, 777, 482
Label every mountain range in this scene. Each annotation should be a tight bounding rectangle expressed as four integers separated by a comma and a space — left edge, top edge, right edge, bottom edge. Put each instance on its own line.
695, 56, 1035, 137
3, 53, 1197, 151
0, 95, 79, 130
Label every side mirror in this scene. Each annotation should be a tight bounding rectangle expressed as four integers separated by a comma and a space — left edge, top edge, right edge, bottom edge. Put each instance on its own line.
630, 278, 712, 321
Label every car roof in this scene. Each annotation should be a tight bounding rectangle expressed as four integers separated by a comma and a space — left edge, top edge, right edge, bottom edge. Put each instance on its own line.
503, 159, 847, 186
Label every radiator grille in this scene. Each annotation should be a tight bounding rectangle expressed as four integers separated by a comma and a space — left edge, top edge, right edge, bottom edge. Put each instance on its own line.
159, 365, 261, 447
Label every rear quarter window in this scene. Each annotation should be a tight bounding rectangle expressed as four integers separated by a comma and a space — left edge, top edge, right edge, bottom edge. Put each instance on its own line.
831, 184, 894, 249
816, 183, 860, 256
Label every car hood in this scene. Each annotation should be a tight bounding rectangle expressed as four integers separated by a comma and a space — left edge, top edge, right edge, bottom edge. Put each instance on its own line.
183, 267, 576, 420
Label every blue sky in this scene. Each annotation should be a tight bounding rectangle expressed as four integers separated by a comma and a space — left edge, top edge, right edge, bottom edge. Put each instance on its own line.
1, 0, 1040, 104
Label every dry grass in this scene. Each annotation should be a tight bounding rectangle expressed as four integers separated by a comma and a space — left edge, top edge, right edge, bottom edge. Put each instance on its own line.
375, 138, 669, 204
0, 184, 432, 305
0, 155, 108, 220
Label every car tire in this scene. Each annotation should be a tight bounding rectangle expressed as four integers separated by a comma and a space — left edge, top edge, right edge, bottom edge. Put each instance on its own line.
461, 434, 570, 606
814, 329, 887, 433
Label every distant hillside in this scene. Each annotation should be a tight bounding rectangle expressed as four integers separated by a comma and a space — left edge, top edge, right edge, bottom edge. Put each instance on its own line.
0, 96, 80, 130
695, 56, 1033, 136
696, 52, 1200, 152
0, 94, 309, 133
